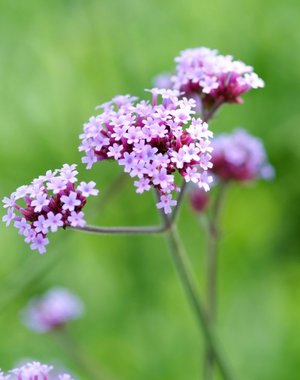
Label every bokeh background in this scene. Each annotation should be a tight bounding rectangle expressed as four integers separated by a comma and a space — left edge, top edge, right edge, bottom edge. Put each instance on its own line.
0, 0, 299, 379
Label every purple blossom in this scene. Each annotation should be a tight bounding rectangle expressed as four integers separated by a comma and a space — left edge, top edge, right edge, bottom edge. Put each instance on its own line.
2, 208, 15, 227
67, 211, 86, 227
79, 89, 213, 213
77, 181, 99, 197
4, 361, 75, 380
60, 164, 78, 183
33, 215, 49, 234
61, 192, 81, 212
2, 164, 99, 254
31, 193, 50, 213
171, 47, 264, 112
2, 194, 15, 209
45, 212, 64, 232
134, 178, 151, 194
21, 288, 84, 333
211, 129, 274, 182
156, 194, 177, 214
30, 234, 49, 254
14, 218, 30, 235
15, 185, 29, 200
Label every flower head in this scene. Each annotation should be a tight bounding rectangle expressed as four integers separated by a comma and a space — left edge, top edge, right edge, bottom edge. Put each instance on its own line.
79, 89, 213, 213
172, 47, 264, 110
2, 165, 98, 253
4, 361, 75, 380
21, 288, 84, 333
211, 128, 274, 182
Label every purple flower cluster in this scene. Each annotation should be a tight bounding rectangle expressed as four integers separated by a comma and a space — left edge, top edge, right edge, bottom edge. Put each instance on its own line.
2, 164, 99, 253
79, 88, 213, 214
172, 47, 264, 107
211, 129, 274, 182
0, 362, 74, 380
21, 287, 84, 333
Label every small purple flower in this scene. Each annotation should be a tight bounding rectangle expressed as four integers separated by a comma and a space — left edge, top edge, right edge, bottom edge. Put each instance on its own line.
61, 192, 81, 212
2, 194, 15, 209
67, 211, 86, 227
47, 177, 67, 194
2, 208, 15, 227
77, 181, 99, 197
134, 178, 151, 194
156, 194, 177, 214
30, 234, 49, 254
15, 185, 29, 199
33, 215, 48, 234
45, 212, 63, 232
31, 193, 50, 213
14, 218, 30, 235
21, 288, 84, 333
60, 164, 78, 183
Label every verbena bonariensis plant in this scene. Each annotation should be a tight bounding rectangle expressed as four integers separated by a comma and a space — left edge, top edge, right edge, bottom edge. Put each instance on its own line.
2, 46, 272, 380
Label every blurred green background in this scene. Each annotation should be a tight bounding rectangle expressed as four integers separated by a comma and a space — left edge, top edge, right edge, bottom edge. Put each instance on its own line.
0, 0, 299, 379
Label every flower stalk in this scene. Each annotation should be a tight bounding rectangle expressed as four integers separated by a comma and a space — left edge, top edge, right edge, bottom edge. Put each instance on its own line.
204, 182, 228, 380
165, 224, 234, 380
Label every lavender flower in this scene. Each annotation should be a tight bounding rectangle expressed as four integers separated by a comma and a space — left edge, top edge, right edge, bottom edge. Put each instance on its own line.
2, 165, 99, 253
211, 128, 274, 182
1, 361, 75, 380
172, 47, 264, 110
21, 288, 84, 333
79, 89, 213, 214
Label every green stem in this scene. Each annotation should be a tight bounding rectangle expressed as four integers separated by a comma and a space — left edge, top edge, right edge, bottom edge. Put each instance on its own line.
204, 182, 228, 380
72, 222, 169, 235
165, 224, 234, 380
171, 180, 187, 223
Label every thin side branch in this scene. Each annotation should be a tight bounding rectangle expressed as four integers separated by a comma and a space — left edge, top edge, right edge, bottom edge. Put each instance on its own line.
71, 223, 170, 235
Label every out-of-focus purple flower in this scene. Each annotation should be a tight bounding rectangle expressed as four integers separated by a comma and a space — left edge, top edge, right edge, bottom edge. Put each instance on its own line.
211, 129, 274, 182
2, 165, 98, 254
79, 89, 213, 214
189, 188, 210, 213
172, 47, 264, 112
153, 73, 173, 89
2, 361, 75, 380
21, 288, 84, 333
